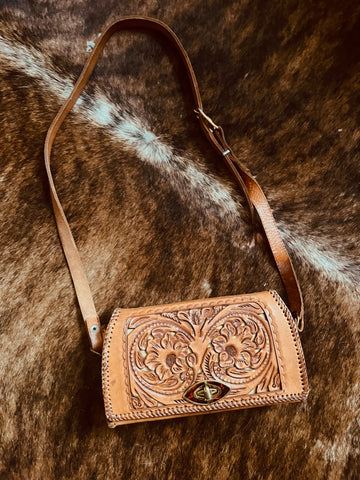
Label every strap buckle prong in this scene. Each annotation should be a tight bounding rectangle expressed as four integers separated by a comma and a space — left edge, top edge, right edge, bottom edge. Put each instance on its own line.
195, 108, 219, 131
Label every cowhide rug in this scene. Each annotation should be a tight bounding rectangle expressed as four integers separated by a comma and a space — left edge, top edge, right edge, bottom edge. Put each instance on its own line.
1, 1, 359, 479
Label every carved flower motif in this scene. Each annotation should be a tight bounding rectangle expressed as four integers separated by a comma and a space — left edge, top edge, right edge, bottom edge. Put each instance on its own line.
212, 321, 259, 370
144, 331, 195, 381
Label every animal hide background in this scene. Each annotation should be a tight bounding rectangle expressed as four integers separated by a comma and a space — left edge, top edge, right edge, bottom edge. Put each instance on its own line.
1, 1, 359, 479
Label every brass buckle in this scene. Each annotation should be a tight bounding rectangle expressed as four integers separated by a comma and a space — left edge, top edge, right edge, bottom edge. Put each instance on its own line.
194, 108, 219, 131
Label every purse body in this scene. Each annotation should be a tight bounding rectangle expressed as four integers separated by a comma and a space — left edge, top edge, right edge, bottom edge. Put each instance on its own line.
102, 291, 308, 427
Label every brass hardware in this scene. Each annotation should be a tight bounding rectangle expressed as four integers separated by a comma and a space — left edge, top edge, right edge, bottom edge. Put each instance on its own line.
90, 348, 102, 356
194, 108, 219, 131
196, 381, 220, 402
295, 313, 304, 332
183, 380, 230, 405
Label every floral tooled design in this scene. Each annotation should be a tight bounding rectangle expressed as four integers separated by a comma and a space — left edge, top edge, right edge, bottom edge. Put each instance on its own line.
127, 302, 280, 409
212, 321, 261, 370
144, 331, 196, 381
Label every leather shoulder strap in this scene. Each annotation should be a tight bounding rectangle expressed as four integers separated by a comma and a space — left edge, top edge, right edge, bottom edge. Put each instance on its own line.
44, 16, 304, 353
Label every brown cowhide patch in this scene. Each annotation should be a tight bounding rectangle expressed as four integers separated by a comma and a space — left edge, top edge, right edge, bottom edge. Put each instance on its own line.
1, 1, 359, 479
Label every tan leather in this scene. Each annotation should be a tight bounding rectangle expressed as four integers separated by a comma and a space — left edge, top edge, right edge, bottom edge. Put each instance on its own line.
102, 291, 308, 427
44, 16, 304, 354
85, 317, 103, 354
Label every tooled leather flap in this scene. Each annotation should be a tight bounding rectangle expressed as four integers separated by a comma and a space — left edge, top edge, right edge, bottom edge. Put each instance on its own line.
102, 291, 308, 427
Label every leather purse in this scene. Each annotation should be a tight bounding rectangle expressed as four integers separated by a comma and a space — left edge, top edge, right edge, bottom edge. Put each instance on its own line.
44, 16, 309, 427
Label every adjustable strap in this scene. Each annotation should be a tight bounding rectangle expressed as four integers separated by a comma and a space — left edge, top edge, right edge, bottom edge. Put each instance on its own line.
44, 16, 304, 354
196, 118, 304, 329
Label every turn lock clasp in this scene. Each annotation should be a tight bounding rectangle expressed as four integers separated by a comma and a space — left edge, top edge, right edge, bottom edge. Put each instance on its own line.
183, 380, 231, 405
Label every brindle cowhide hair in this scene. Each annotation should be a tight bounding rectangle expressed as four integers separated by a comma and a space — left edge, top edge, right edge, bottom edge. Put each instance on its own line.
1, 1, 359, 479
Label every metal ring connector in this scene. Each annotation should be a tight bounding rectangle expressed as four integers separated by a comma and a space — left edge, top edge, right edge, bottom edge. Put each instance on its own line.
90, 347, 102, 357
295, 313, 304, 332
